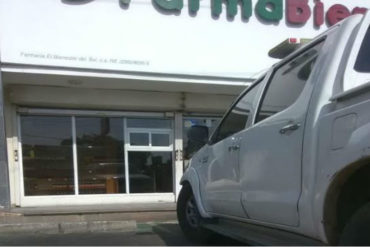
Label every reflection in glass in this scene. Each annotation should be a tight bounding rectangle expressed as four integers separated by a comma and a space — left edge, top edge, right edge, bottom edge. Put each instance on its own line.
152, 134, 170, 147
76, 117, 125, 194
130, 133, 149, 146
128, 152, 173, 193
21, 116, 74, 196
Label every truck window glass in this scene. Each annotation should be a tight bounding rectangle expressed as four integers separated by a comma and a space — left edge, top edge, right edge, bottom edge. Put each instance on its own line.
256, 41, 324, 123
214, 82, 261, 143
354, 27, 370, 72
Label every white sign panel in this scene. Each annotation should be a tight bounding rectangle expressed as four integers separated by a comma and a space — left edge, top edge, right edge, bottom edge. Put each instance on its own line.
0, 0, 368, 78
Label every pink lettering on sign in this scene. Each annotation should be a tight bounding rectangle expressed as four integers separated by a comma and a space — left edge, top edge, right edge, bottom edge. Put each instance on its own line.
326, 4, 351, 26
286, 0, 311, 24
314, 0, 324, 27
352, 7, 367, 15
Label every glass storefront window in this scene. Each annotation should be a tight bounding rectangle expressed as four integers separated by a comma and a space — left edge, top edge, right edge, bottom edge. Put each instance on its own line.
128, 151, 173, 193
21, 116, 74, 196
152, 133, 170, 147
20, 114, 174, 197
129, 133, 149, 146
76, 117, 125, 194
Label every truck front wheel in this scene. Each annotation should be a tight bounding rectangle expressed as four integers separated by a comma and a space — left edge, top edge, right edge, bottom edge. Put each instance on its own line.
339, 202, 370, 245
177, 184, 210, 243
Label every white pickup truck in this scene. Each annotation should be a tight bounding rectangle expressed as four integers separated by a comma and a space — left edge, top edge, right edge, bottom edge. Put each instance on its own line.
177, 12, 370, 246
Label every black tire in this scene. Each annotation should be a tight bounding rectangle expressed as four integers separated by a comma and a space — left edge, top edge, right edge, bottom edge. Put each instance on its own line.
177, 183, 210, 243
339, 202, 370, 245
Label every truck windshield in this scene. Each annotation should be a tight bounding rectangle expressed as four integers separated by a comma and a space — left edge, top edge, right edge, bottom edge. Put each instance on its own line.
355, 27, 370, 72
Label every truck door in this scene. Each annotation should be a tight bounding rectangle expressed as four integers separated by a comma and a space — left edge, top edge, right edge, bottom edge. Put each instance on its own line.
240, 41, 325, 226
197, 81, 263, 217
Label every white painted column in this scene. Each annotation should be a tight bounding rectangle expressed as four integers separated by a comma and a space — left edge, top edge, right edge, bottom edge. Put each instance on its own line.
174, 112, 183, 201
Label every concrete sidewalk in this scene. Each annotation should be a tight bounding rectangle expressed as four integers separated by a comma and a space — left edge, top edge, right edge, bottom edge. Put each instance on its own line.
0, 221, 207, 246
0, 203, 177, 235
0, 220, 138, 235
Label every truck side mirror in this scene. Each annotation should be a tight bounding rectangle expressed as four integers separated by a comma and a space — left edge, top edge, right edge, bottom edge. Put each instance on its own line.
188, 125, 209, 143
185, 125, 209, 159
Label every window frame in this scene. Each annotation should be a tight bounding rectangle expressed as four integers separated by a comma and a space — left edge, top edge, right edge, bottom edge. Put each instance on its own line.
209, 78, 264, 145
254, 38, 326, 125
126, 128, 173, 151
354, 26, 370, 73
342, 14, 370, 92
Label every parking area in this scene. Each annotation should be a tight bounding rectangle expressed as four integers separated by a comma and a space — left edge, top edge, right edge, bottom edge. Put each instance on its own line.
0, 222, 244, 246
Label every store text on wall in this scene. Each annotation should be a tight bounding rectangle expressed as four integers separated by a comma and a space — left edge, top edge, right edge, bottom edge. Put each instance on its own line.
66, 0, 368, 27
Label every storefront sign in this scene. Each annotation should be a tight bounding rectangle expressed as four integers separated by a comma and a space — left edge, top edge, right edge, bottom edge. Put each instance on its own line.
2, 0, 369, 79
67, 0, 368, 27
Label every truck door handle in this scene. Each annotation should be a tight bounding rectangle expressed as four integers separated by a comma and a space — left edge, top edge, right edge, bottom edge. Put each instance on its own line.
280, 123, 301, 134
199, 156, 208, 164
228, 145, 240, 152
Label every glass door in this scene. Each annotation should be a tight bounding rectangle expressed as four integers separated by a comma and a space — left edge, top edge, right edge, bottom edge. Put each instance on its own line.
125, 118, 174, 194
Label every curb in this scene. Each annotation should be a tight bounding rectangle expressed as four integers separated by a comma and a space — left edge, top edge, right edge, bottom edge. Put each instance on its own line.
0, 211, 22, 217
0, 220, 137, 235
136, 220, 178, 233
11, 203, 176, 216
